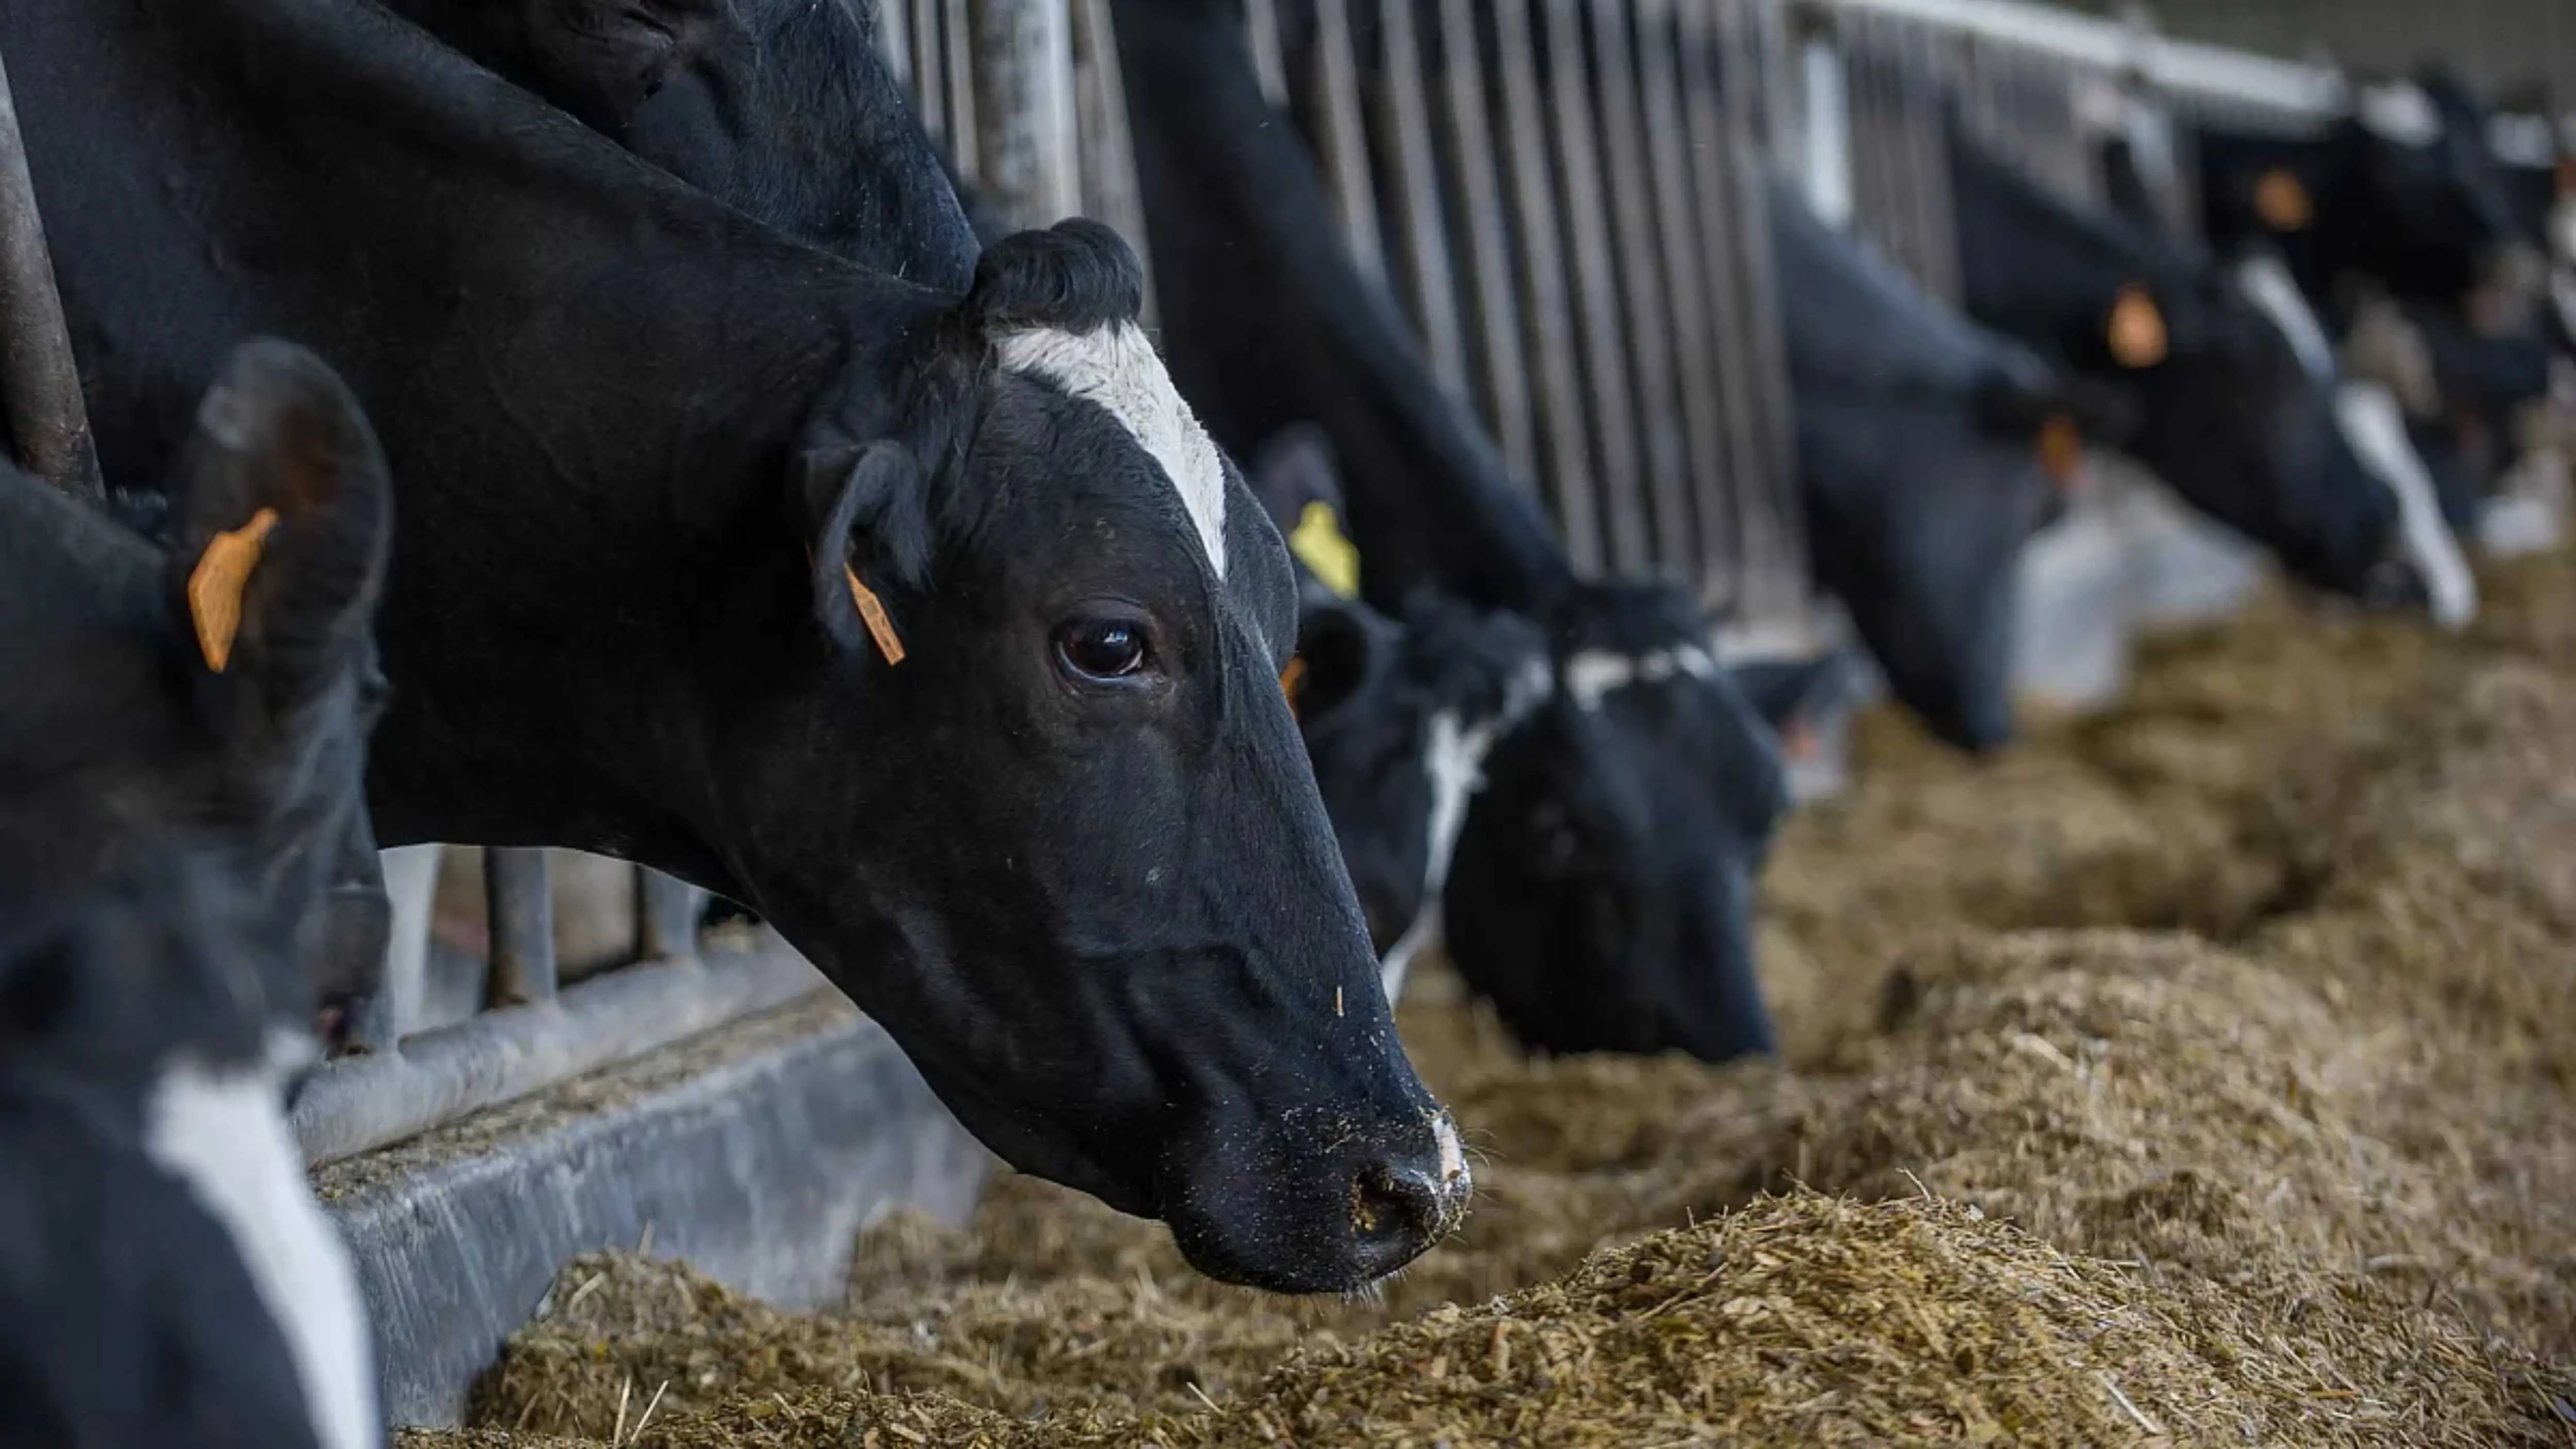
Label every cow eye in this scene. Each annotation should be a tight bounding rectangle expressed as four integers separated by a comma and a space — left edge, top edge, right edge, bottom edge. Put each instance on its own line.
1054, 617, 1153, 683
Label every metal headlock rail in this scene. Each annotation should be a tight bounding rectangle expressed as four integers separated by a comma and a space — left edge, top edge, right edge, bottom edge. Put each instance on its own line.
282, 0, 2386, 1171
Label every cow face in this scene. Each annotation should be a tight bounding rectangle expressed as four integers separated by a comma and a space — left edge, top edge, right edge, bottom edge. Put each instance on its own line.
2344, 74, 2526, 302
0, 341, 394, 1048
716, 223, 1462, 1294
1291, 592, 1551, 1002
1441, 583, 1786, 1063
385, 0, 975, 290
0, 847, 376, 1449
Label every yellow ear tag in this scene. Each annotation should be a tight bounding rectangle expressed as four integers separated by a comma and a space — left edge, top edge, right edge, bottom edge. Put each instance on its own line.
1279, 654, 1309, 716
187, 507, 281, 673
2253, 169, 2314, 232
2036, 412, 2086, 493
2107, 284, 2169, 369
843, 565, 907, 666
1287, 500, 1362, 601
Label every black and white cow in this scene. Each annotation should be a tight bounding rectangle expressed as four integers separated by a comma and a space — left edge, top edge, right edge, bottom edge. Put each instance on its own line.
2192, 71, 2529, 313
1951, 119, 2476, 630
0, 342, 384, 1449
410, 0, 1800, 1064
8, 0, 1460, 1293
0, 340, 395, 1051
0, 846, 378, 1449
1769, 179, 2121, 752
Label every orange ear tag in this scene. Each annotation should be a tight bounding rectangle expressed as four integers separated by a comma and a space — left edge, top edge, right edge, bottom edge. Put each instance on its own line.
2107, 284, 2168, 369
843, 565, 907, 666
1279, 654, 1309, 716
2036, 412, 2086, 494
2252, 169, 2314, 232
187, 507, 281, 673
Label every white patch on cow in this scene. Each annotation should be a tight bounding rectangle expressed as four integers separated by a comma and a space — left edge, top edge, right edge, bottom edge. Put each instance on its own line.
1564, 643, 1718, 712
2234, 254, 2337, 384
1377, 658, 1554, 1005
2491, 112, 2560, 170
2355, 81, 2442, 149
2335, 382, 2478, 631
145, 1037, 377, 1449
996, 323, 1231, 577
1430, 1113, 1467, 1188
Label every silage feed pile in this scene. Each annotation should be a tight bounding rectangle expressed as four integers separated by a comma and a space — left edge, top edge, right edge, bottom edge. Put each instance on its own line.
404, 550, 2576, 1448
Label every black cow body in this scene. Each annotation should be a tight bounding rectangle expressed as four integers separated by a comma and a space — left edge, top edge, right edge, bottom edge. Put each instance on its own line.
10, 0, 1458, 1293
1950, 121, 2474, 629
1769, 180, 2098, 752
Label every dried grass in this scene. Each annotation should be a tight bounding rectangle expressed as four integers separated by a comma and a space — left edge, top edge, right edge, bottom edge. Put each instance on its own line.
410, 551, 2576, 1447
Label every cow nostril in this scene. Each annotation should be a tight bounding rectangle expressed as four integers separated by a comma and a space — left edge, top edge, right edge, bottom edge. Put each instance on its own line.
1348, 1115, 1472, 1257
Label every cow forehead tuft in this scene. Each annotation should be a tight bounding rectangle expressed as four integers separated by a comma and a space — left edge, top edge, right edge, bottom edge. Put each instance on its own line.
995, 323, 1230, 578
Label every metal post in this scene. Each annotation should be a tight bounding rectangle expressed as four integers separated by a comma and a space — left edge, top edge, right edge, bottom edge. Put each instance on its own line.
483, 848, 557, 1007
637, 868, 705, 963
970, 0, 1079, 230
0, 41, 97, 502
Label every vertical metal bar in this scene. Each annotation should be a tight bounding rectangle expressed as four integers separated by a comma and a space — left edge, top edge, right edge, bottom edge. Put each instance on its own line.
1717, 0, 1803, 621
1689, 0, 1763, 610
1899, 19, 1961, 304
946, 0, 982, 182
1072, 0, 1154, 320
483, 848, 557, 1008
1244, 0, 1291, 112
0, 42, 97, 502
1435, 0, 1535, 486
1494, 0, 1602, 571
1648, 0, 1734, 604
913, 0, 947, 146
636, 869, 705, 963
972, 0, 1080, 230
1592, 0, 1694, 580
1544, 0, 1653, 576
1377, 0, 1470, 396
878, 0, 913, 92
1310, 0, 1386, 279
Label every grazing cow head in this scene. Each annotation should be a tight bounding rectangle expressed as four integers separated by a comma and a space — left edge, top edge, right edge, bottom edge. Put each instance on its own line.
1441, 583, 1790, 1064
2343, 72, 2528, 304
0, 341, 395, 1050
714, 221, 1462, 1293
1771, 182, 2116, 750
382, 0, 975, 288
0, 846, 377, 1449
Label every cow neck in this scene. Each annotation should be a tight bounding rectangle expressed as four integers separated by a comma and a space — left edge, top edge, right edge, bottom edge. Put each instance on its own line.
1110, 0, 1577, 615
9, 0, 959, 877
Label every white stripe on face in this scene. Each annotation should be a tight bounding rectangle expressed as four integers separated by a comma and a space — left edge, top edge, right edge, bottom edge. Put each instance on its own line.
2356, 81, 2442, 148
1563, 643, 1717, 712
1378, 659, 1554, 1004
2234, 254, 2337, 384
995, 323, 1231, 578
145, 1038, 378, 1449
2335, 381, 2478, 631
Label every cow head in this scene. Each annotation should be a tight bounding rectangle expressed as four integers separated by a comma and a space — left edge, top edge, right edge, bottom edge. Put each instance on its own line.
2333, 73, 2526, 301
0, 341, 395, 1050
1440, 582, 1788, 1064
384, 0, 975, 288
1290, 591, 1551, 1003
710, 221, 1462, 1293
0, 846, 377, 1449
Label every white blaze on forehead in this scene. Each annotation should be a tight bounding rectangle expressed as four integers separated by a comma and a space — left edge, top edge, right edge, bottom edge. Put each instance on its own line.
2234, 254, 2337, 384
995, 323, 1231, 578
2335, 381, 2478, 631
1564, 643, 1718, 712
1377, 658, 1555, 1005
2357, 81, 2442, 148
145, 1039, 378, 1449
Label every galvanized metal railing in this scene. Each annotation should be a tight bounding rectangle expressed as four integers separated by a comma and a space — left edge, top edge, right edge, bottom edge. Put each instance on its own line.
1233, 0, 1816, 637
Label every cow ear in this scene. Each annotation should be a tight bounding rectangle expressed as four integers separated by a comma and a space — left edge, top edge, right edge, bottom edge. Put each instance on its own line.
800, 435, 935, 664
166, 340, 392, 702
1289, 598, 1380, 724
1731, 652, 1851, 745
504, 0, 731, 129
1247, 424, 1346, 535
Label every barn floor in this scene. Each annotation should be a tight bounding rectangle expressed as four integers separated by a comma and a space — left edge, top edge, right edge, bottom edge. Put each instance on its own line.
400, 546, 2576, 1447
